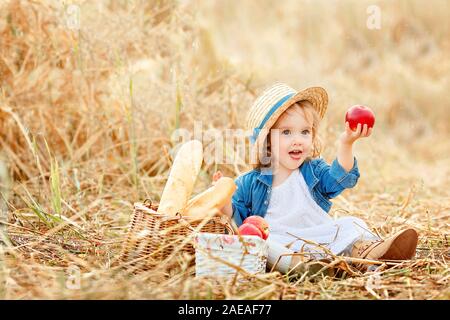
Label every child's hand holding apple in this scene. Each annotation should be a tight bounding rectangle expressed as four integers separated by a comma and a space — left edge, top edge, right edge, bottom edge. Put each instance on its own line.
340, 105, 375, 145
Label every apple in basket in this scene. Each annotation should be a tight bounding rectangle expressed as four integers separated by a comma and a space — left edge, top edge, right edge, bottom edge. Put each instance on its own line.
243, 216, 269, 240
345, 105, 375, 131
238, 223, 264, 239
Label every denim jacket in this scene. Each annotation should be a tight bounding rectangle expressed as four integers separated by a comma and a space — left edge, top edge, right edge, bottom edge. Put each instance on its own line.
231, 157, 360, 226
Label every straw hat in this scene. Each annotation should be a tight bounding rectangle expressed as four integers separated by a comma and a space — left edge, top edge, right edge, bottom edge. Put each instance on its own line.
246, 83, 328, 164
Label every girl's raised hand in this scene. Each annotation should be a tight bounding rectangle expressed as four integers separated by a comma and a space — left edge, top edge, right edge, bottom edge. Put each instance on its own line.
340, 122, 373, 145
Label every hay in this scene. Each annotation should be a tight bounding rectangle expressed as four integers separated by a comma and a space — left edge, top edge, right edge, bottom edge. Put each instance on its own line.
0, 0, 448, 299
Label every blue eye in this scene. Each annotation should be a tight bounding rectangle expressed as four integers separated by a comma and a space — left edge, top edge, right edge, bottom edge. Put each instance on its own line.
302, 130, 311, 135
282, 129, 291, 135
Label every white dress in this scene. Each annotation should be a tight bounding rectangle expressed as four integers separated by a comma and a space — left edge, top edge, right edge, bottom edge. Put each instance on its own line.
264, 169, 379, 260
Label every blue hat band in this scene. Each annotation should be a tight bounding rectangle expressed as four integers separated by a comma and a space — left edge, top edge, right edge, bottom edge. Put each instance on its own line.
250, 93, 295, 144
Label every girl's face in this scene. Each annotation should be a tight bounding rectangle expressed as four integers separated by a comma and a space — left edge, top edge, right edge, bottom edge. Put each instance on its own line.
270, 105, 313, 173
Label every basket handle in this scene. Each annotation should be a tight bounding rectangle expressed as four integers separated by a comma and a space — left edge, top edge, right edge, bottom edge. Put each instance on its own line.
156, 209, 236, 236
223, 222, 235, 235
216, 215, 236, 235
176, 214, 196, 232
143, 198, 153, 208
170, 213, 236, 235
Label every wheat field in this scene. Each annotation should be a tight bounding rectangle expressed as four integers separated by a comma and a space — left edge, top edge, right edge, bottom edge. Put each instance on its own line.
0, 0, 448, 300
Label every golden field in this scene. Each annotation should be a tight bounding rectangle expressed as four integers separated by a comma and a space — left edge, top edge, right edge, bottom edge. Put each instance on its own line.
0, 0, 448, 299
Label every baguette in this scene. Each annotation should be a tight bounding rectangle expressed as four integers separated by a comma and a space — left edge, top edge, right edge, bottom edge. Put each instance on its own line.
157, 140, 203, 216
183, 177, 236, 220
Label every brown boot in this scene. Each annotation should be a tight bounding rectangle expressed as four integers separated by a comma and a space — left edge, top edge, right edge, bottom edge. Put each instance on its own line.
351, 228, 418, 260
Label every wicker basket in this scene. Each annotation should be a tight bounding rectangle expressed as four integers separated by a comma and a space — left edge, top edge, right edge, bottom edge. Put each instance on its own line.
119, 200, 234, 272
194, 232, 268, 278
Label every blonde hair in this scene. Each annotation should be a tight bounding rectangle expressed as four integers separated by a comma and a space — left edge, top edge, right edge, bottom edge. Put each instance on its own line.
252, 100, 322, 169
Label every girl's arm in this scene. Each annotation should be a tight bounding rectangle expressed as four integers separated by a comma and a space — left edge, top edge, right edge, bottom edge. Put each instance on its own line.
312, 122, 372, 199
338, 122, 372, 172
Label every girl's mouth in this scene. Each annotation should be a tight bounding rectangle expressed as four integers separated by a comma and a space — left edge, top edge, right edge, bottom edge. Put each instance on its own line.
289, 150, 302, 160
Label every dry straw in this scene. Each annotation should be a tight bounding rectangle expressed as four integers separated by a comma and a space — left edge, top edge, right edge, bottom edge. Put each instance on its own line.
0, 0, 448, 300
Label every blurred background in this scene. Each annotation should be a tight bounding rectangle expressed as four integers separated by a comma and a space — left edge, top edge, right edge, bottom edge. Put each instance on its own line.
0, 0, 448, 299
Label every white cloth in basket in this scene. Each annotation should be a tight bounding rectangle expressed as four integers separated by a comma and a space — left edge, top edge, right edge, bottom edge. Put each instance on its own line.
264, 169, 379, 260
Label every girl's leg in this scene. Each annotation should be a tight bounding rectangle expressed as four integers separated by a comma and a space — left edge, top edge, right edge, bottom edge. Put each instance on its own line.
267, 239, 334, 276
266, 239, 297, 273
335, 216, 381, 256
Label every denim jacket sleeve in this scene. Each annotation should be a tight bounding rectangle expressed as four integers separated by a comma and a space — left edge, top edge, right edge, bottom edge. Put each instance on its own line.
314, 157, 360, 199
231, 175, 251, 226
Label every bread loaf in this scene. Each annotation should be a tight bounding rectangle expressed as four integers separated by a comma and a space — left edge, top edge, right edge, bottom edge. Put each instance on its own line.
157, 140, 203, 216
183, 177, 236, 220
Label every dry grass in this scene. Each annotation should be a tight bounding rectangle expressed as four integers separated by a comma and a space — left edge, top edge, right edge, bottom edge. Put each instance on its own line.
0, 0, 448, 299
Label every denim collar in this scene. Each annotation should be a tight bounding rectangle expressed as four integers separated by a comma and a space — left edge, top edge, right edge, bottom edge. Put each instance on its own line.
256, 160, 319, 188
256, 168, 273, 187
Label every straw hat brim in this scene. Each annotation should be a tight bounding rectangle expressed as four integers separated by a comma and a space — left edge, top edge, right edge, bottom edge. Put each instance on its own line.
251, 86, 328, 163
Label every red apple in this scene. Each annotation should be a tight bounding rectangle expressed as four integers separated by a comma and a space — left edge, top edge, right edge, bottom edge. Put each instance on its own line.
243, 216, 269, 240
238, 223, 263, 239
345, 105, 375, 131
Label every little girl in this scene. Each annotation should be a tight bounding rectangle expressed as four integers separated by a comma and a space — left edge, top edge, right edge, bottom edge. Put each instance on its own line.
214, 83, 418, 274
